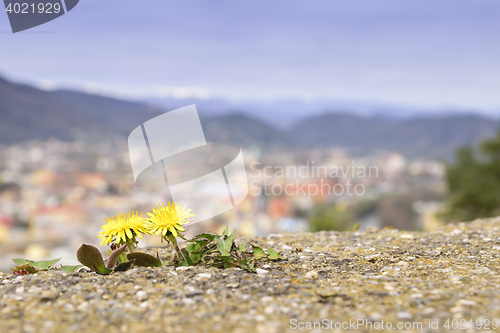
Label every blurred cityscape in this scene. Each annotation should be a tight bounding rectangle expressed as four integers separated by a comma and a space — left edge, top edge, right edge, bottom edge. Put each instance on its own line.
0, 136, 446, 272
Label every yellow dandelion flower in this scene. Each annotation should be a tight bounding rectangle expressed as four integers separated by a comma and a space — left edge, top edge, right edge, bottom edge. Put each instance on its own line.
97, 211, 150, 247
146, 202, 194, 238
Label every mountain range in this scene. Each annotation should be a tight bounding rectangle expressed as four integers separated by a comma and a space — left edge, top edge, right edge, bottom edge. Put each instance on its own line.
0, 75, 498, 160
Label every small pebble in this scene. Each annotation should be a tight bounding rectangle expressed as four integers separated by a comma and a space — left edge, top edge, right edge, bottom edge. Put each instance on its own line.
136, 291, 148, 302
305, 270, 319, 279
195, 273, 211, 281
457, 299, 477, 306
181, 298, 196, 305
397, 311, 413, 319
176, 266, 193, 271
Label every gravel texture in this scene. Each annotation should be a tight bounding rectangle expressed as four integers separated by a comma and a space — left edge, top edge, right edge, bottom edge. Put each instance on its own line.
1, 218, 500, 333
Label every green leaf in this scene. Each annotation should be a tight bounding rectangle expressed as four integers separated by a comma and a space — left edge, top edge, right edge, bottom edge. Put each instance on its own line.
194, 239, 210, 252
193, 233, 216, 242
114, 260, 135, 272
11, 263, 39, 275
12, 258, 61, 270
185, 243, 200, 254
225, 231, 235, 249
13, 258, 34, 266
76, 244, 112, 275
181, 248, 193, 265
178, 226, 277, 274
126, 252, 162, 267
60, 265, 83, 273
238, 242, 247, 253
106, 244, 127, 269
117, 253, 128, 264
266, 247, 283, 260
189, 253, 201, 263
216, 235, 230, 256
251, 244, 267, 259
239, 259, 256, 273
218, 256, 238, 268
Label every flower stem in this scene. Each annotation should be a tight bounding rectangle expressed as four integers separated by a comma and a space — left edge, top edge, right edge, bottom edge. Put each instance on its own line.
126, 239, 135, 253
168, 234, 186, 262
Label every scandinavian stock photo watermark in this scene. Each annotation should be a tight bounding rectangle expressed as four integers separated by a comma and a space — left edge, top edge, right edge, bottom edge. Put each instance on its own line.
249, 160, 379, 199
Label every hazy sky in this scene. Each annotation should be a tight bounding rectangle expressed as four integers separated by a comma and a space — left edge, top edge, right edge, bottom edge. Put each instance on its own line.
1, 0, 499, 112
